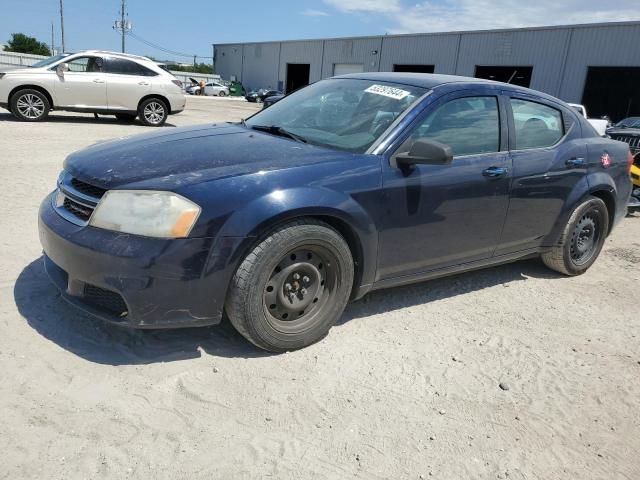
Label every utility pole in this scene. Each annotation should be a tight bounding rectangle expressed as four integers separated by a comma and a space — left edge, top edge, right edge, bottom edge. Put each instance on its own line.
51, 22, 55, 55
193, 55, 196, 70
113, 0, 131, 53
59, 0, 65, 53
121, 0, 126, 53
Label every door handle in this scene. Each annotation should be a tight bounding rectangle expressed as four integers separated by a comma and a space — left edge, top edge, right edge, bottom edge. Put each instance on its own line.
93, 78, 105, 83
566, 157, 585, 168
482, 166, 508, 178
138, 81, 149, 86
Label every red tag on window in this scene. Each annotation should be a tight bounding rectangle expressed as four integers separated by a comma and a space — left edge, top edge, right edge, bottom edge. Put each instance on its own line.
601, 152, 612, 168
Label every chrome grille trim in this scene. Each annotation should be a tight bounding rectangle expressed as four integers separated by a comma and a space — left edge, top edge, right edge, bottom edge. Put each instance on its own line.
53, 171, 107, 226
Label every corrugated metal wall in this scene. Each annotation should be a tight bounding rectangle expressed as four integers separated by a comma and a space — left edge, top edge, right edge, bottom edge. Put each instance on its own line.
213, 22, 640, 100
378, 33, 460, 73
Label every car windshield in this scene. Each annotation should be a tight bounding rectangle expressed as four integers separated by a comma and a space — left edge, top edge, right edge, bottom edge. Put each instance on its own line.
246, 78, 427, 153
615, 117, 640, 128
29, 53, 71, 68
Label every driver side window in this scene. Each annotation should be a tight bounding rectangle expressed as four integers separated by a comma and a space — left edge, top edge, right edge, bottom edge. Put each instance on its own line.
65, 56, 103, 73
407, 96, 500, 157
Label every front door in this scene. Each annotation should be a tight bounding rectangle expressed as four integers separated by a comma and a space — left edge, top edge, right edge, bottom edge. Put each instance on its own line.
54, 56, 107, 109
377, 92, 512, 280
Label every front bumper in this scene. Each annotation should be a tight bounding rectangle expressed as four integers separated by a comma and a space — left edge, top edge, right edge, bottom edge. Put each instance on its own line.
38, 192, 224, 328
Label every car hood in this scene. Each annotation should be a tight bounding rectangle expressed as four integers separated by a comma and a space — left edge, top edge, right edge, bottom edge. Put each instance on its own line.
64, 124, 342, 190
608, 128, 640, 136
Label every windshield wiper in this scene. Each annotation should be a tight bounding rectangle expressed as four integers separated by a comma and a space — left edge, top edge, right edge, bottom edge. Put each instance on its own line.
250, 125, 307, 144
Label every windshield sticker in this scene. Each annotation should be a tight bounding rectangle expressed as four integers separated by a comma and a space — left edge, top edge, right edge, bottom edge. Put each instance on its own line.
365, 84, 411, 100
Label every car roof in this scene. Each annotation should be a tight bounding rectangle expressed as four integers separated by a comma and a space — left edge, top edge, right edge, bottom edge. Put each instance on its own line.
332, 72, 560, 102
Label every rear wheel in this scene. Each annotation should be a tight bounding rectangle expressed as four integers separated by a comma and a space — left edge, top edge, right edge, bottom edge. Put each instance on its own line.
138, 98, 168, 127
115, 113, 137, 122
10, 89, 50, 122
542, 196, 609, 275
225, 219, 354, 352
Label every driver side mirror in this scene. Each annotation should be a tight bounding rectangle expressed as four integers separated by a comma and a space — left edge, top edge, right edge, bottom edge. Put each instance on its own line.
395, 139, 453, 167
56, 63, 69, 77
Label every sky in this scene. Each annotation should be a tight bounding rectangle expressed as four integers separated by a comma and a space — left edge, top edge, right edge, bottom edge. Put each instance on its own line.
0, 0, 638, 63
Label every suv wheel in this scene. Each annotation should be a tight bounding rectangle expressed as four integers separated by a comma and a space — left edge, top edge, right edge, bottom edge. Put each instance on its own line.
225, 219, 354, 352
541, 196, 609, 275
138, 98, 168, 127
10, 89, 50, 122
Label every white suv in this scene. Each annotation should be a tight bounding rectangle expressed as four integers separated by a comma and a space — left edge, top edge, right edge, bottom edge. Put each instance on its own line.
0, 50, 186, 126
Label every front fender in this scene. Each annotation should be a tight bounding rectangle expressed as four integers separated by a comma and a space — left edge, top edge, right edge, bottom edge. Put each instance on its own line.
205, 187, 379, 302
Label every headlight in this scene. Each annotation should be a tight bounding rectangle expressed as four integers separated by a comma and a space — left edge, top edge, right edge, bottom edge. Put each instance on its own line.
89, 190, 201, 238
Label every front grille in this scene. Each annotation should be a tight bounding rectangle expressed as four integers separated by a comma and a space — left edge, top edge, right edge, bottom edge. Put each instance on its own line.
62, 197, 93, 221
83, 284, 128, 317
611, 134, 640, 154
70, 178, 107, 199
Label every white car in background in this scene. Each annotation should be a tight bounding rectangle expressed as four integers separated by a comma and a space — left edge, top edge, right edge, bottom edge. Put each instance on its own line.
0, 50, 186, 126
568, 103, 609, 136
203, 81, 229, 96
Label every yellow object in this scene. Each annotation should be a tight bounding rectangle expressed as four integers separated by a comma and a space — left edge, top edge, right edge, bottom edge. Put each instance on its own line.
631, 162, 640, 188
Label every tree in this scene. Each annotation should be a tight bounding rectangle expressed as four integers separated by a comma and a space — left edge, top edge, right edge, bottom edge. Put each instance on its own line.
4, 33, 51, 56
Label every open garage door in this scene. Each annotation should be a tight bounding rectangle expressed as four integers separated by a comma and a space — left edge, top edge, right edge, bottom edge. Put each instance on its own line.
582, 67, 640, 122
393, 64, 435, 73
475, 66, 533, 88
286, 63, 310, 94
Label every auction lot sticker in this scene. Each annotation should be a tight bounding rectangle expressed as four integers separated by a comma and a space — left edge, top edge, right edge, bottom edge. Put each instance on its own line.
365, 84, 411, 100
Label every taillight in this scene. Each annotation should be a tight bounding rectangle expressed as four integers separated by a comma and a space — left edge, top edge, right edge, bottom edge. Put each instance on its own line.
628, 150, 635, 172
172, 79, 183, 88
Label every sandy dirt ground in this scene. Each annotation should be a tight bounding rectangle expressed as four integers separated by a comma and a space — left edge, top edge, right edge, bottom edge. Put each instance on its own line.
0, 96, 638, 480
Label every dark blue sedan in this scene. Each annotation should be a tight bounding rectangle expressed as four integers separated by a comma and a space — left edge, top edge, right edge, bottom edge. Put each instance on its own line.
39, 73, 633, 352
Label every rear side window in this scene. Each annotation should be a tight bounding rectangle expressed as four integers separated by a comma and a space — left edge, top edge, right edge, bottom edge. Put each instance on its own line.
409, 96, 500, 157
510, 99, 564, 149
106, 57, 157, 76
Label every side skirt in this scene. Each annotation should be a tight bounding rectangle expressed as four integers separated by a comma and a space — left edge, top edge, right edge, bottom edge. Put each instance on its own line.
366, 248, 541, 293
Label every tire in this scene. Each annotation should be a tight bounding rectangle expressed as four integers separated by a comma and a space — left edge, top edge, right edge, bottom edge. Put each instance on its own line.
218, 91, 226, 97
115, 113, 137, 122
225, 219, 354, 352
541, 196, 609, 276
138, 97, 168, 127
10, 88, 50, 122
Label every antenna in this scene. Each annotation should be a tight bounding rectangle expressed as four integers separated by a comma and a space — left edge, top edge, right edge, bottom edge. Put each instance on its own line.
113, 0, 132, 53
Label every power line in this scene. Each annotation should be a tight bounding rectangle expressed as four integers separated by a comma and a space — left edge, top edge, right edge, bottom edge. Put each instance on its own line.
127, 31, 213, 60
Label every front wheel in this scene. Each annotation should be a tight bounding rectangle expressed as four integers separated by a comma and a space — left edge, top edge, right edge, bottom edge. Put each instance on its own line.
542, 196, 609, 275
218, 91, 227, 97
225, 219, 354, 352
138, 98, 168, 127
10, 89, 50, 122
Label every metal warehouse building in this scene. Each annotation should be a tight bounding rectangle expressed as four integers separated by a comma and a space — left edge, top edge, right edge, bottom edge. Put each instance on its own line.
213, 21, 640, 121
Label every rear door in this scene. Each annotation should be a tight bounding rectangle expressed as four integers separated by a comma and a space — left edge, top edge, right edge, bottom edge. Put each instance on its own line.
53, 55, 107, 109
496, 93, 587, 255
104, 56, 154, 111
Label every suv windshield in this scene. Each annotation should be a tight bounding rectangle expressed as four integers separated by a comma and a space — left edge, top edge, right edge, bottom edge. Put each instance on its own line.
246, 78, 427, 153
30, 53, 71, 68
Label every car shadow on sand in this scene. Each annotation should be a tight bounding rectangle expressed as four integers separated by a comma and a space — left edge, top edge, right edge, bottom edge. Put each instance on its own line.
0, 111, 177, 127
15, 255, 564, 366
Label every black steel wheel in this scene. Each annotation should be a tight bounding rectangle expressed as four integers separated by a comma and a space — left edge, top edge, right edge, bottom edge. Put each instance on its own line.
542, 196, 608, 275
225, 219, 354, 352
